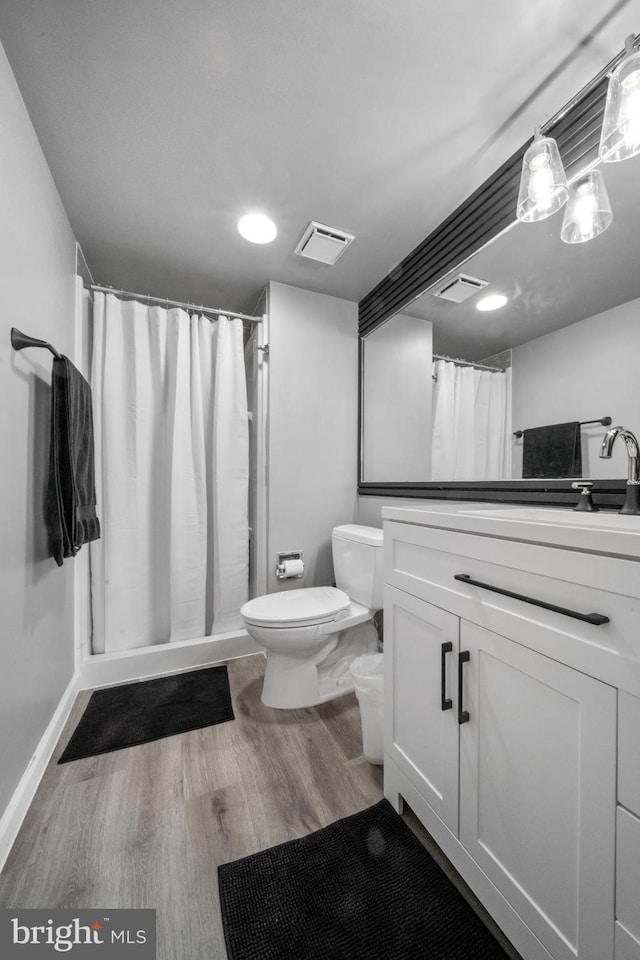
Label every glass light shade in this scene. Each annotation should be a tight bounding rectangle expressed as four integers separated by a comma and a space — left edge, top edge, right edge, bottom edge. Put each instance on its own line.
599, 43, 640, 162
516, 135, 569, 222
560, 170, 612, 244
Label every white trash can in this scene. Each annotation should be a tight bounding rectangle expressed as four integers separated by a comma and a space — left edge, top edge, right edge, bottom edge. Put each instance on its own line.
350, 653, 384, 765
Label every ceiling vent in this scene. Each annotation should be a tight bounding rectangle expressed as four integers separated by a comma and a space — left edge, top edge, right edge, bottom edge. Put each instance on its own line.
294, 221, 355, 265
433, 273, 488, 303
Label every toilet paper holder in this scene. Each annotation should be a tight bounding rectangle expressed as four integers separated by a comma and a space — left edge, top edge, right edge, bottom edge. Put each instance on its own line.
276, 550, 304, 580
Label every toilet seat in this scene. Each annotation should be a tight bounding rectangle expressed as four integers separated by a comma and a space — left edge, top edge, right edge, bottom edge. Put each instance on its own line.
241, 586, 350, 629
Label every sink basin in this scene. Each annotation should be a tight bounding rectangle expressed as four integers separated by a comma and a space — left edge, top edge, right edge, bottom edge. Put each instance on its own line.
460, 506, 640, 533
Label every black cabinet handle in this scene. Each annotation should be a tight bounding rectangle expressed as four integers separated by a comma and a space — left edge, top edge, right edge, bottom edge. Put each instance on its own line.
441, 641, 453, 711
458, 650, 470, 724
454, 573, 609, 626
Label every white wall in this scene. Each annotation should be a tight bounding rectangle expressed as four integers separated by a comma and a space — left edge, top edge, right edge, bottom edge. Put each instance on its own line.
0, 44, 78, 816
267, 282, 359, 591
362, 313, 432, 481
357, 495, 471, 528
512, 297, 640, 479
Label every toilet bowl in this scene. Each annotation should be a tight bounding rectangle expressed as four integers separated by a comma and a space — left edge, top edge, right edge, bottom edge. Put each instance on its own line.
240, 525, 383, 709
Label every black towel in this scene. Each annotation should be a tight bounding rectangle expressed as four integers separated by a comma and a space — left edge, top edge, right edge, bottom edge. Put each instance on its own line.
47, 356, 100, 566
522, 421, 582, 479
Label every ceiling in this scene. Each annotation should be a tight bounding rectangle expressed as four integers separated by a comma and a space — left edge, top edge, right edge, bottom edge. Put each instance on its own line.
0, 0, 637, 315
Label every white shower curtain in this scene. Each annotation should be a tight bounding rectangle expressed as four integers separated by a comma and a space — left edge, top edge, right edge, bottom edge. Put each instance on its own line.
90, 293, 249, 653
431, 359, 512, 480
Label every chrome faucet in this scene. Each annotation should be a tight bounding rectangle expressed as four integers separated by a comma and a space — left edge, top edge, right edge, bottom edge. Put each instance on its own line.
599, 426, 640, 515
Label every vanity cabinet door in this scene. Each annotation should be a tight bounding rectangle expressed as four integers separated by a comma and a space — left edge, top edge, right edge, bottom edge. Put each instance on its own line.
384, 586, 459, 833
459, 619, 616, 960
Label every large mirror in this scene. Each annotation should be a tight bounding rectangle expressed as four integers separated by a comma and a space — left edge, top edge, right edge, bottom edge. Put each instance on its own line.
360, 152, 640, 488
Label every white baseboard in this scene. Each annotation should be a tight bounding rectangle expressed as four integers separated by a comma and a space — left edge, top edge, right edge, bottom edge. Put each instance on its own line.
79, 631, 262, 690
0, 671, 81, 873
0, 633, 263, 872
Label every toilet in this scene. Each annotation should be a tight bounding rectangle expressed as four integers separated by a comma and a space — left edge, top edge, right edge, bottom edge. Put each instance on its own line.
240, 524, 384, 709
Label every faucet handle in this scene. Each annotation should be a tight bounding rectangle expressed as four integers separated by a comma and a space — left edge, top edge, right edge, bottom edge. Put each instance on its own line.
571, 481, 599, 512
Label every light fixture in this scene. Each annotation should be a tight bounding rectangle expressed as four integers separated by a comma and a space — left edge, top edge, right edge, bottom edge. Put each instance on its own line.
476, 294, 508, 312
560, 169, 612, 244
237, 213, 277, 244
516, 127, 569, 222
600, 34, 640, 162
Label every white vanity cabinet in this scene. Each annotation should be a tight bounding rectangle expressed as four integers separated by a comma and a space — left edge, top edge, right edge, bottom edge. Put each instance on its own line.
616, 692, 640, 960
382, 508, 640, 960
385, 591, 460, 833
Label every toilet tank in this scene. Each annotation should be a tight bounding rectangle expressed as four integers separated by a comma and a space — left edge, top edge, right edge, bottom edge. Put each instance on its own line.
332, 525, 384, 610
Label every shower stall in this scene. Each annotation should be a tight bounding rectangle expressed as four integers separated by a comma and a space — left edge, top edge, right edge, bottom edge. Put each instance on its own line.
74, 272, 267, 683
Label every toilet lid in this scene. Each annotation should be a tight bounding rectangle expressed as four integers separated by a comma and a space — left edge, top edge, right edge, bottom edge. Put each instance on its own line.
241, 586, 350, 628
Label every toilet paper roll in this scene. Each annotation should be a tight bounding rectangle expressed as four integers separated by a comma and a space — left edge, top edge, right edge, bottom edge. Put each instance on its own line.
279, 558, 304, 578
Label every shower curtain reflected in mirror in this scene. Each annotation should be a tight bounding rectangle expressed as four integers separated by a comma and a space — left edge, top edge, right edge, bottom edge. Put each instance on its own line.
90, 293, 249, 654
431, 359, 512, 480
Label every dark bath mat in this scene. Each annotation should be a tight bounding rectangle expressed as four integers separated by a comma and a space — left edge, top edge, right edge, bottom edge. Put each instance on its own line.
218, 798, 512, 960
58, 664, 234, 762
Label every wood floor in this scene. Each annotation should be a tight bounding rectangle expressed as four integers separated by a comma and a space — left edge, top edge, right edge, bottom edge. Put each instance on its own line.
0, 654, 521, 960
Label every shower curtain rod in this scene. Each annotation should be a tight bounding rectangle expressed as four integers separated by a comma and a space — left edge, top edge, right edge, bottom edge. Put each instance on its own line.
433, 353, 505, 373
87, 284, 261, 323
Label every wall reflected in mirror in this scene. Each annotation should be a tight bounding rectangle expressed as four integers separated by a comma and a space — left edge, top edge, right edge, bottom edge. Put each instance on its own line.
361, 153, 640, 484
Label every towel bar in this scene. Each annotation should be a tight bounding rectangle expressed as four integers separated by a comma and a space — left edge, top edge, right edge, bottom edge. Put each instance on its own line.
11, 327, 62, 360
513, 417, 611, 439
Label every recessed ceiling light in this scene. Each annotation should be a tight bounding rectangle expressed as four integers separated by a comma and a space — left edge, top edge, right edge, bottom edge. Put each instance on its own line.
476, 294, 508, 312
237, 213, 277, 244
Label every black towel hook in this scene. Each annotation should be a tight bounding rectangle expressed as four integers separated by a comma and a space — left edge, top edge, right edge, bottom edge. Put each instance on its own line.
11, 327, 62, 360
